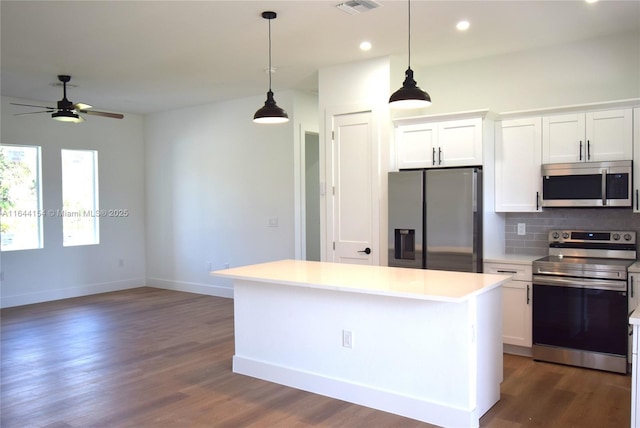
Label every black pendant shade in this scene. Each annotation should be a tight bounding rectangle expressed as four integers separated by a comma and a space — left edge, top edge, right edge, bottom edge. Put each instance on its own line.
254, 90, 289, 124
389, 0, 432, 109
254, 11, 289, 124
389, 67, 431, 109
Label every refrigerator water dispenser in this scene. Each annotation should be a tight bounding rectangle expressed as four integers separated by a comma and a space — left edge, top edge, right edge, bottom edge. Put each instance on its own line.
394, 229, 415, 260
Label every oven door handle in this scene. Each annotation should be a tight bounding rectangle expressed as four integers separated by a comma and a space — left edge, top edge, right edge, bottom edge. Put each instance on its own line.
533, 275, 626, 291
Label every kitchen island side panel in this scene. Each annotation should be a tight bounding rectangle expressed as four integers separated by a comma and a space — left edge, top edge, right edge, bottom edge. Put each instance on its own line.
232, 279, 502, 427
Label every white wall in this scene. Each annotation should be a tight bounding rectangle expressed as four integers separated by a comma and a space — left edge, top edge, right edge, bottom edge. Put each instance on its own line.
144, 90, 318, 297
391, 32, 640, 119
318, 57, 392, 264
2, 32, 637, 307
0, 96, 146, 307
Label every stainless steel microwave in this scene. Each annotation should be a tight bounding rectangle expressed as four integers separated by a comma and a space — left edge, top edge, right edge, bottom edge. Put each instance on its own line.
541, 160, 632, 208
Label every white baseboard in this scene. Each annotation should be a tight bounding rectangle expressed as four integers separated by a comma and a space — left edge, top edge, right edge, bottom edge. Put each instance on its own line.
504, 344, 533, 357
0, 277, 233, 308
0, 278, 145, 308
233, 355, 478, 428
146, 277, 233, 299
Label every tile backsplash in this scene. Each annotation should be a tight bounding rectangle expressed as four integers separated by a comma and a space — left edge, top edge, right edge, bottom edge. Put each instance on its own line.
505, 209, 640, 256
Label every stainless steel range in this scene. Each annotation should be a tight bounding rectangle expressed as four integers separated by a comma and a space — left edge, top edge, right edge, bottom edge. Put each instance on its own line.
532, 230, 637, 374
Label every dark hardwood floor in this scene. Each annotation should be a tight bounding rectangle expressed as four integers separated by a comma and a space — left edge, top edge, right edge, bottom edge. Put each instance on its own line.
1, 287, 631, 427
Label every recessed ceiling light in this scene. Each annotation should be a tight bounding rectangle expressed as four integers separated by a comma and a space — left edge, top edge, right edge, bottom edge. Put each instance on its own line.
360, 41, 372, 51
456, 20, 470, 31
585, 0, 599, 3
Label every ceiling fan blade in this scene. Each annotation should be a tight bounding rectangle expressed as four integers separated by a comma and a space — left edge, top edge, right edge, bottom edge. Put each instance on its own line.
10, 102, 56, 110
74, 102, 92, 110
78, 109, 124, 119
14, 110, 53, 116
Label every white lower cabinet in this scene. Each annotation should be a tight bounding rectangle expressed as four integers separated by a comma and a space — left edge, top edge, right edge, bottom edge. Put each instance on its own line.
484, 262, 532, 349
630, 273, 639, 427
630, 274, 640, 365
631, 308, 640, 427
632, 329, 638, 428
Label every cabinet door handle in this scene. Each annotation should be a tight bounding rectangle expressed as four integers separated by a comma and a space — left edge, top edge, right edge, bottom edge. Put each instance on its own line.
526, 284, 530, 305
579, 140, 583, 161
587, 140, 591, 160
536, 191, 539, 211
632, 276, 635, 298
358, 247, 371, 255
432, 147, 436, 166
636, 189, 638, 211
438, 147, 442, 165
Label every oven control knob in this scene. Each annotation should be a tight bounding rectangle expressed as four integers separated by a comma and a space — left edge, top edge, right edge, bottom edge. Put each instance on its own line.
624, 233, 632, 241
613, 233, 620, 241
562, 232, 569, 239
552, 232, 560, 240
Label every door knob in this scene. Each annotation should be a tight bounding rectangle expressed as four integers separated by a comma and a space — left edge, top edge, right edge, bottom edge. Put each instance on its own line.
358, 247, 371, 255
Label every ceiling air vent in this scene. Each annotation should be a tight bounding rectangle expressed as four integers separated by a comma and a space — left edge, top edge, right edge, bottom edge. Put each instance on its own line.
336, 0, 381, 15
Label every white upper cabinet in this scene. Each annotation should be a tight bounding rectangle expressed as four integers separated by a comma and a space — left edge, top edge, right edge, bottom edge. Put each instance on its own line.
542, 108, 633, 164
495, 117, 542, 212
542, 113, 585, 163
394, 122, 438, 169
437, 118, 483, 167
395, 116, 483, 169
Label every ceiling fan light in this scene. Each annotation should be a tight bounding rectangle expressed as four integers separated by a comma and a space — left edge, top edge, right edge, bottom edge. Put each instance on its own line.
52, 109, 83, 123
254, 90, 289, 124
389, 68, 431, 109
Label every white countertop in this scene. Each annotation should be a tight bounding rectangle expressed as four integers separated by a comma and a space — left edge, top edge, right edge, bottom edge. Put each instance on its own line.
484, 254, 540, 265
629, 261, 640, 273
211, 259, 511, 303
631, 305, 640, 326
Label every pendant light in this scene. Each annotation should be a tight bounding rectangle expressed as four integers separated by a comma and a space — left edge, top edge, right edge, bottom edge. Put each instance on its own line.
254, 11, 289, 124
389, 0, 431, 109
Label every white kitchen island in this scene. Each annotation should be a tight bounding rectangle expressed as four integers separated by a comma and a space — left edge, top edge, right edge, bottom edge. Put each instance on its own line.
211, 260, 510, 428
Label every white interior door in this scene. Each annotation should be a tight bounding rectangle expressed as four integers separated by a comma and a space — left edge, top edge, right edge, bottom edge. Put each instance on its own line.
328, 110, 377, 265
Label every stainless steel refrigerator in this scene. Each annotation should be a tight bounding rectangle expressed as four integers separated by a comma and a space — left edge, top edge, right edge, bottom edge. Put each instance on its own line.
388, 168, 483, 272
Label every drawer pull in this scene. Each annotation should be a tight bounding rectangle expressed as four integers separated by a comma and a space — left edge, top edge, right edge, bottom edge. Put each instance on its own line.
497, 270, 518, 274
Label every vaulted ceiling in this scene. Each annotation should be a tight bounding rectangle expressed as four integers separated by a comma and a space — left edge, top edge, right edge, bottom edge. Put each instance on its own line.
2, 1, 638, 115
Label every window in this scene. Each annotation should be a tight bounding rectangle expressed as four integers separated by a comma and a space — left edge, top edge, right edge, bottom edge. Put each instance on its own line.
61, 149, 99, 246
0, 144, 43, 251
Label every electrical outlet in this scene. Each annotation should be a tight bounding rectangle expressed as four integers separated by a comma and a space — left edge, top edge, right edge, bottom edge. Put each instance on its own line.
224, 262, 230, 269
342, 330, 353, 348
517, 223, 526, 236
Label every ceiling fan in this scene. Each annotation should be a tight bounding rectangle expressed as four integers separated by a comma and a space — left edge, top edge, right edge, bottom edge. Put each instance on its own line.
10, 75, 124, 123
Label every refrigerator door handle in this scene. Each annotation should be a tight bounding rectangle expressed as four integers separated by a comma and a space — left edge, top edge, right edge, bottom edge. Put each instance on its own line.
472, 171, 478, 212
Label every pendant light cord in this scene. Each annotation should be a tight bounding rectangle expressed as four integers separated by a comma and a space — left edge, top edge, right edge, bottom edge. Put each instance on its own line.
407, 0, 411, 69
268, 16, 273, 91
